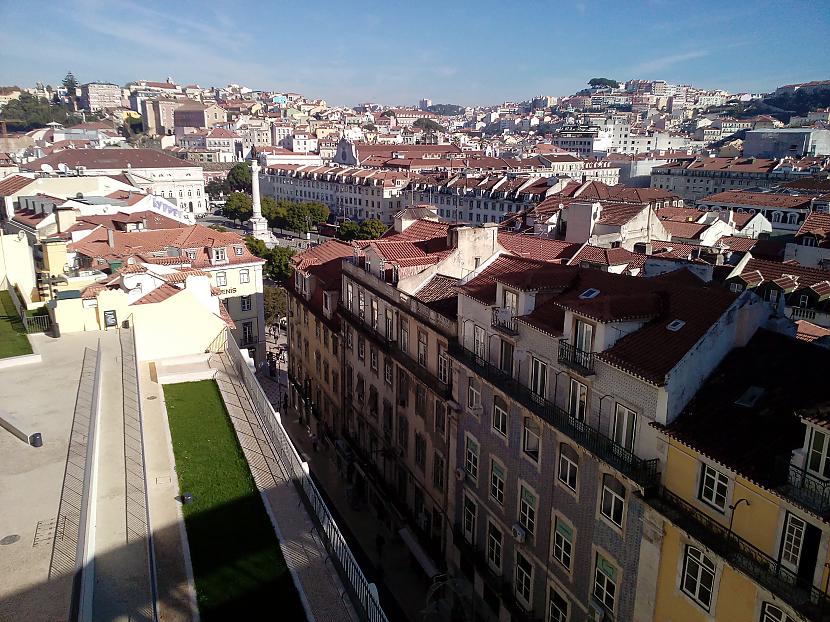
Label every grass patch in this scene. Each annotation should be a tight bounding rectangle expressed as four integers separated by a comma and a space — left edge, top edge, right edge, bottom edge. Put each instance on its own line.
163, 380, 304, 621
0, 291, 32, 359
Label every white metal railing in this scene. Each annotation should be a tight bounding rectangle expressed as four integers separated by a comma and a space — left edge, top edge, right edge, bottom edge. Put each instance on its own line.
225, 333, 388, 622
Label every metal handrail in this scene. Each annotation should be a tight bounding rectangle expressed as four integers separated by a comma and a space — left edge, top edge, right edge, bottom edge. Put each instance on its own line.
449, 343, 659, 488
646, 486, 830, 619
491, 307, 519, 335
776, 456, 830, 516
557, 341, 595, 375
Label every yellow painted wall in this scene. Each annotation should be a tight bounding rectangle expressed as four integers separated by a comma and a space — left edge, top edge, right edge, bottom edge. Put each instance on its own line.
0, 231, 38, 303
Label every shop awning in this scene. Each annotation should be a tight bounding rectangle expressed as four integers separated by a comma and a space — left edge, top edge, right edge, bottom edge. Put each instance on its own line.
398, 526, 440, 579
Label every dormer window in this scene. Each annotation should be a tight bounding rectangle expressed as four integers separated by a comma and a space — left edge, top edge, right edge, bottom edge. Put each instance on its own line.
234, 245, 244, 255
213, 247, 228, 263
579, 288, 600, 300
186, 249, 196, 261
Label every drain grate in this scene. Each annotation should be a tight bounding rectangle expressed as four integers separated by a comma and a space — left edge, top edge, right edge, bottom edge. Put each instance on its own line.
33, 516, 65, 547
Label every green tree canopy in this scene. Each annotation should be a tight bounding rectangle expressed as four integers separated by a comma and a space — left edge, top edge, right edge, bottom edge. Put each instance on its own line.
380, 109, 395, 118
260, 196, 282, 226
588, 77, 619, 89
413, 118, 446, 133
62, 71, 78, 92
284, 203, 310, 234
268, 246, 295, 281
426, 103, 464, 116
224, 192, 252, 224
337, 220, 360, 241
363, 123, 377, 131
264, 286, 287, 326
306, 202, 330, 225
358, 219, 387, 240
0, 93, 79, 131
206, 178, 230, 199
227, 162, 252, 193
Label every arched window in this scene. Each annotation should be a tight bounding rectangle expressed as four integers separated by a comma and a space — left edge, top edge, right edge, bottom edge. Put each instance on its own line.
761, 603, 795, 622
772, 211, 782, 223
787, 212, 798, 225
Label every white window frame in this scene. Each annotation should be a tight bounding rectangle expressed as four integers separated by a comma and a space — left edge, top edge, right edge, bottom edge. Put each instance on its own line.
462, 494, 477, 544
681, 546, 716, 611
490, 459, 505, 506
241, 295, 252, 312
216, 271, 227, 287
467, 377, 481, 411
515, 550, 534, 607
781, 512, 806, 574
593, 554, 617, 613
522, 417, 540, 462
552, 516, 573, 571
558, 444, 578, 492
487, 520, 503, 573
438, 344, 450, 384
465, 435, 479, 481
519, 483, 537, 536
531, 356, 548, 399
473, 324, 486, 359
568, 378, 587, 421
600, 474, 626, 528
239, 268, 250, 283
612, 403, 637, 452
699, 464, 729, 512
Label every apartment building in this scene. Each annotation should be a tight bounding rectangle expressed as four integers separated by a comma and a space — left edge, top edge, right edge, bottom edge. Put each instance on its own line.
447, 256, 768, 621
646, 329, 830, 622
285, 239, 352, 442
650, 156, 830, 202
259, 164, 411, 223
66, 223, 266, 362
697, 190, 817, 232
80, 82, 122, 112
21, 149, 207, 214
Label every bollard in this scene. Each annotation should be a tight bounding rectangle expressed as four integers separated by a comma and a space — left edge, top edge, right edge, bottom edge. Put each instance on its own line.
30, 433, 43, 448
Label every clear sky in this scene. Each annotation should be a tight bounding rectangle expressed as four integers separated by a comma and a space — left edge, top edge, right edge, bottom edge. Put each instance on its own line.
1, 0, 828, 107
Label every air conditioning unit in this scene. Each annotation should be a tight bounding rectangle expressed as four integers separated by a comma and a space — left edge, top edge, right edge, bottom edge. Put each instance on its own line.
511, 523, 526, 543
589, 601, 606, 622
455, 468, 466, 481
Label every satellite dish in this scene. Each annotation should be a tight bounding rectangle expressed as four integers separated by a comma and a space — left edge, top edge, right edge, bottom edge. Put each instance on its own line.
40, 163, 55, 173
58, 163, 70, 173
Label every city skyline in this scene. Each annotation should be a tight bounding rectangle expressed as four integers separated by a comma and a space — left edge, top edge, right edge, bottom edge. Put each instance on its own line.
1, 0, 828, 106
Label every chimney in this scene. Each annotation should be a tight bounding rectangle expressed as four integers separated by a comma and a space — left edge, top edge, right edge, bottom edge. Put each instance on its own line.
107, 228, 114, 248
55, 207, 77, 233
644, 242, 653, 255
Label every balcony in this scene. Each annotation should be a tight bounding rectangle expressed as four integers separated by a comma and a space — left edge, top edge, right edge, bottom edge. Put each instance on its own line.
557, 341, 595, 375
775, 457, 830, 516
449, 343, 659, 488
339, 302, 396, 352
491, 307, 519, 336
646, 486, 830, 621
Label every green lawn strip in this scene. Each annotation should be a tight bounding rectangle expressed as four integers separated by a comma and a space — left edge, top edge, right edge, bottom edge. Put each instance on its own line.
0, 291, 32, 359
163, 380, 305, 621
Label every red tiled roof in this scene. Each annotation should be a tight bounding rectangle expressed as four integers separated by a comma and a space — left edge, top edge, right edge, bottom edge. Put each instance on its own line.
568, 245, 638, 267
661, 220, 709, 239
497, 231, 579, 261
796, 212, 830, 239
22, 149, 196, 171
796, 320, 830, 343
717, 236, 758, 252
413, 274, 460, 318
132, 283, 181, 305
738, 258, 830, 289
657, 207, 703, 222
700, 191, 814, 209
0, 174, 33, 196
596, 203, 647, 226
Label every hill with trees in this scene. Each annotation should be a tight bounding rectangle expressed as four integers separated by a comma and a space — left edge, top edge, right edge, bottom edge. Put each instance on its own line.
426, 103, 464, 116
589, 77, 619, 89
0, 93, 80, 131
413, 117, 446, 133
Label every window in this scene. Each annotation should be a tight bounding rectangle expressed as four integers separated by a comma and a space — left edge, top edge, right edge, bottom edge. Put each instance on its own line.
568, 379, 587, 421
216, 271, 227, 286
370, 347, 378, 371
593, 554, 617, 612
398, 415, 409, 453
415, 384, 427, 418
548, 587, 569, 622
239, 268, 250, 283
346, 282, 353, 310
400, 318, 409, 354
467, 377, 481, 411
807, 428, 830, 478
434, 402, 446, 437
558, 444, 578, 491
370, 299, 378, 329
358, 290, 365, 320
465, 436, 479, 481
492, 395, 508, 438
761, 603, 796, 622
473, 325, 485, 359
438, 344, 450, 385
519, 484, 537, 536
490, 460, 505, 505
433, 452, 444, 491
214, 247, 227, 262
462, 495, 477, 543
781, 513, 806, 573
601, 475, 626, 527
414, 330, 428, 366
515, 551, 533, 605
531, 356, 547, 399
238, 295, 251, 312
385, 308, 394, 340
699, 464, 729, 511
487, 522, 503, 571
574, 319, 593, 353
552, 517, 573, 571
523, 417, 540, 462
682, 546, 716, 610
186, 249, 196, 260
357, 336, 365, 360
612, 404, 637, 451
499, 339, 514, 376
384, 359, 393, 385
415, 433, 426, 471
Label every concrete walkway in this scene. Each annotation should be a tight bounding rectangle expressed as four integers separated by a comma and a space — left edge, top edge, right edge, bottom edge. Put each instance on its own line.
91, 329, 154, 621
256, 362, 431, 622
208, 352, 357, 622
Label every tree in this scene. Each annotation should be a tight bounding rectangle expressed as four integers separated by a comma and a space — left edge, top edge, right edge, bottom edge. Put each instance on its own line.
363, 123, 377, 131
588, 77, 619, 89
205, 178, 230, 199
244, 235, 268, 258
413, 117, 446, 133
208, 224, 227, 232
358, 219, 387, 240
227, 162, 252, 193
380, 109, 395, 118
0, 93, 79, 131
338, 220, 360, 241
284, 202, 310, 234
268, 246, 295, 282
264, 286, 287, 326
62, 71, 78, 93
224, 192, 252, 224
306, 202, 330, 225
426, 103, 464, 116
260, 196, 282, 226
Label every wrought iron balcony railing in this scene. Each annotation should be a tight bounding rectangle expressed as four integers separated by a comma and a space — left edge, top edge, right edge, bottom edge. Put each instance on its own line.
646, 486, 830, 620
775, 456, 830, 516
450, 343, 659, 488
557, 341, 595, 375
491, 307, 519, 335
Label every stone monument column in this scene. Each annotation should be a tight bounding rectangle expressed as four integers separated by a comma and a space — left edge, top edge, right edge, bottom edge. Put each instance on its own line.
247, 159, 270, 241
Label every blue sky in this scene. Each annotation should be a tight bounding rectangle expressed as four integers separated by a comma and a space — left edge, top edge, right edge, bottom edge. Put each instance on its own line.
1, 0, 828, 107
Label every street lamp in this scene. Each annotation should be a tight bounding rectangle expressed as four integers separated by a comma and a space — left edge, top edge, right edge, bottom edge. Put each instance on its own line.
727, 498, 751, 541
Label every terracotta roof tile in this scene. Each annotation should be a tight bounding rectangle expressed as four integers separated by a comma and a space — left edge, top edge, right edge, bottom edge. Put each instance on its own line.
132, 283, 181, 305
